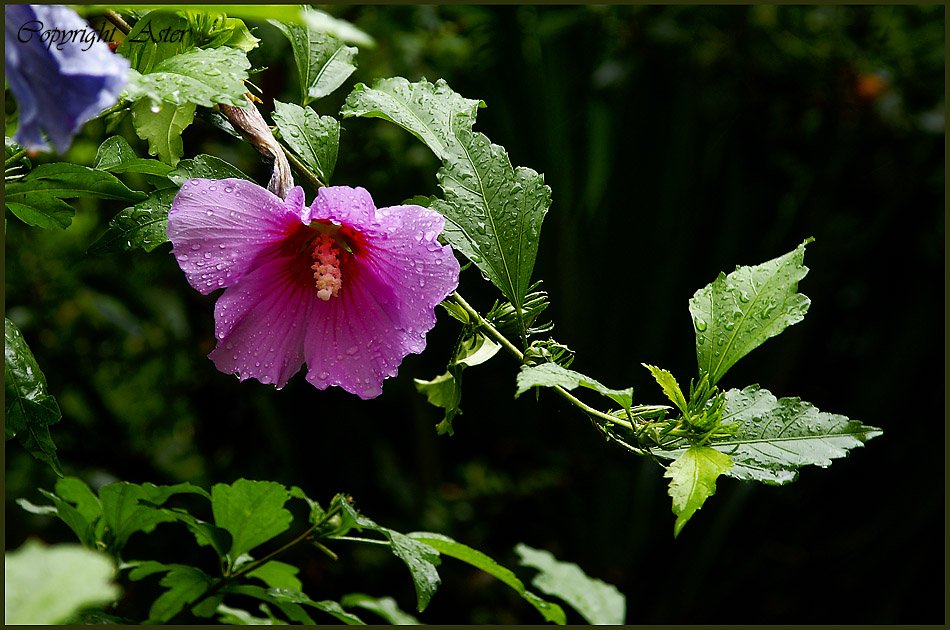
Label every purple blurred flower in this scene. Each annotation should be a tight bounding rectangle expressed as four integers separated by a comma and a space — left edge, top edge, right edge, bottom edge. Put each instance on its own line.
4, 4, 129, 153
167, 179, 461, 398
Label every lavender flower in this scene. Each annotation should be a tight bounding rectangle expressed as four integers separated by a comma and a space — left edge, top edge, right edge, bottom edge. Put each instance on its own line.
4, 5, 129, 153
167, 179, 461, 399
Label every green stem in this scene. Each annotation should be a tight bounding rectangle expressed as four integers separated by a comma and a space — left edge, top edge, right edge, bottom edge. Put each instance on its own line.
5, 150, 27, 168
279, 140, 327, 190
448, 292, 632, 430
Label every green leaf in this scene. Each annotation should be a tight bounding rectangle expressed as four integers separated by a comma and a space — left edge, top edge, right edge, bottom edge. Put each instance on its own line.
431, 128, 550, 334
234, 586, 365, 625
643, 364, 688, 415
124, 46, 251, 108
158, 509, 232, 560
516, 363, 633, 410
301, 8, 375, 48
168, 153, 252, 184
211, 479, 293, 561
94, 136, 174, 176
5, 162, 146, 201
247, 561, 302, 591
17, 477, 102, 548
664, 446, 733, 537
690, 239, 813, 385
414, 333, 501, 436
182, 12, 260, 52
132, 99, 196, 166
99, 482, 208, 552
289, 485, 326, 525
268, 18, 357, 104
341, 593, 420, 625
4, 540, 120, 624
117, 11, 196, 73
515, 543, 626, 625
408, 532, 566, 624
272, 100, 340, 183
4, 319, 63, 476
341, 77, 482, 161
339, 503, 442, 612
88, 188, 178, 255
216, 603, 277, 625
146, 565, 213, 624
4, 198, 75, 230
656, 385, 883, 485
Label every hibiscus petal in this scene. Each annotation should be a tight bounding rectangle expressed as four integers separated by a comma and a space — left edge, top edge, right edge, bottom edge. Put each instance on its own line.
167, 179, 307, 294
303, 203, 460, 399
209, 252, 314, 389
309, 186, 376, 227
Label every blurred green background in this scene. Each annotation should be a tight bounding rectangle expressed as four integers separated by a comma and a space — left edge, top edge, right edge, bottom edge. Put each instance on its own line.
5, 6, 944, 624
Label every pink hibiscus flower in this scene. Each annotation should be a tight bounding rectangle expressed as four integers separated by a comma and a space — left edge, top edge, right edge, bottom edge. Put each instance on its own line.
167, 178, 460, 399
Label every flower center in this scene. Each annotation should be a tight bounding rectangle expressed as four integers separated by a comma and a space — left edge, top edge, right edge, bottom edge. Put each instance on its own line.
311, 233, 343, 301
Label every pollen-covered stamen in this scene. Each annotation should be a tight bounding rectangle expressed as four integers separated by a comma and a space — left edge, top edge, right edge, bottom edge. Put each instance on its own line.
311, 233, 343, 300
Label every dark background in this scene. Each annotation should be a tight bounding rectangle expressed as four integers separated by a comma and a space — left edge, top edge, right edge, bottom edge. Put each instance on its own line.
5, 6, 945, 624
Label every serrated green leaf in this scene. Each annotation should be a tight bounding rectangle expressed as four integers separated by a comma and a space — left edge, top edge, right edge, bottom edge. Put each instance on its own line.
341, 593, 420, 625
182, 12, 260, 52
665, 446, 733, 537
94, 136, 174, 176
146, 565, 213, 624
54, 477, 102, 524
432, 128, 550, 335
269, 19, 357, 104
4, 540, 120, 624
643, 364, 688, 415
690, 239, 813, 385
515, 543, 625, 625
99, 482, 208, 552
88, 188, 178, 255
132, 99, 196, 166
247, 561, 302, 591
117, 11, 196, 74
272, 100, 340, 183
212, 480, 293, 561
409, 532, 566, 624
338, 503, 441, 612
124, 46, 251, 108
289, 486, 326, 525
341, 77, 482, 161
516, 363, 633, 410
655, 385, 883, 485
168, 153, 252, 184
4, 319, 63, 476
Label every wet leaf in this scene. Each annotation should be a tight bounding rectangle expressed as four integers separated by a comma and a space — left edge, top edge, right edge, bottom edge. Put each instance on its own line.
515, 543, 625, 624
94, 136, 174, 176
409, 532, 565, 624
88, 188, 178, 254
211, 479, 293, 561
690, 239, 813, 385
516, 363, 632, 411
656, 385, 882, 485
341, 77, 482, 160
665, 446, 733, 537
269, 17, 357, 104
4, 319, 63, 476
272, 100, 340, 183
124, 46, 251, 108
341, 593, 419, 625
131, 99, 195, 166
